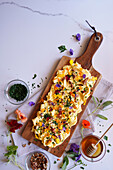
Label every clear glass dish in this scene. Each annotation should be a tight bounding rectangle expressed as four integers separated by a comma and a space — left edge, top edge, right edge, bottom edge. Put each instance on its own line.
25, 151, 51, 170
4, 79, 30, 105
80, 134, 106, 162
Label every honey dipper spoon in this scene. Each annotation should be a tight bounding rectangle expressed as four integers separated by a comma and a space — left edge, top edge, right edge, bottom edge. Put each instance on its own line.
86, 123, 113, 157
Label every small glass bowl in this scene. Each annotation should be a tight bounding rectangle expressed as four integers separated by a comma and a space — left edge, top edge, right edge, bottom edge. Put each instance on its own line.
80, 134, 106, 162
25, 151, 51, 170
4, 79, 30, 105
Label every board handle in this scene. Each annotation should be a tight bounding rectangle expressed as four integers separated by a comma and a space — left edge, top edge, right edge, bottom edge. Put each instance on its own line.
76, 32, 103, 69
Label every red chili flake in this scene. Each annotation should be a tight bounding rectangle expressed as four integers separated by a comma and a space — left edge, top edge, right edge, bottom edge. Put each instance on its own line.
55, 90, 60, 94
65, 75, 70, 81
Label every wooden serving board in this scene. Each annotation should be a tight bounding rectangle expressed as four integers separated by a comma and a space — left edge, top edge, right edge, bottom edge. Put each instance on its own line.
22, 32, 103, 157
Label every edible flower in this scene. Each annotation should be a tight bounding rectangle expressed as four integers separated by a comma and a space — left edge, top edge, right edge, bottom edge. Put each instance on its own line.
83, 74, 86, 79
42, 123, 45, 127
76, 33, 81, 41
69, 49, 74, 55
56, 84, 61, 88
28, 101, 35, 106
63, 127, 66, 131
15, 109, 27, 123
69, 143, 82, 162
69, 59, 73, 65
6, 119, 23, 133
69, 106, 73, 109
82, 120, 91, 129
69, 143, 79, 153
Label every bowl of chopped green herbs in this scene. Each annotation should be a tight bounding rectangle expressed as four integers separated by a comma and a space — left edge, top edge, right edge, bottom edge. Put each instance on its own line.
4, 79, 30, 105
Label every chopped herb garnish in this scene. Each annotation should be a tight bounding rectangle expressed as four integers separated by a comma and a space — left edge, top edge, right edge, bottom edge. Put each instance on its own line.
107, 149, 110, 153
104, 136, 108, 141
8, 84, 28, 101
37, 84, 40, 88
108, 144, 111, 146
32, 74, 37, 79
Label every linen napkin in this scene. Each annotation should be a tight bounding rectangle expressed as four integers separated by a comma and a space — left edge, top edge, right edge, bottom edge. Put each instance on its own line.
9, 78, 113, 156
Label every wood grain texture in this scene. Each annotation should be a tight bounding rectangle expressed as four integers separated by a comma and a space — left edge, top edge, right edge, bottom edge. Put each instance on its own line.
22, 32, 103, 157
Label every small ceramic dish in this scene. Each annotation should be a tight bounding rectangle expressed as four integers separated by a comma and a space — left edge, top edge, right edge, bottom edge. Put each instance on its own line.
4, 79, 30, 105
25, 151, 51, 170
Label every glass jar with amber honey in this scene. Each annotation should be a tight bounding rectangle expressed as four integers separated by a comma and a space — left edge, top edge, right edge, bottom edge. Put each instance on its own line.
80, 135, 106, 162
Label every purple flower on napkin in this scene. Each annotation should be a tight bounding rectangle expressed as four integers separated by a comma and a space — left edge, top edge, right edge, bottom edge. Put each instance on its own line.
69, 143, 79, 153
28, 101, 35, 106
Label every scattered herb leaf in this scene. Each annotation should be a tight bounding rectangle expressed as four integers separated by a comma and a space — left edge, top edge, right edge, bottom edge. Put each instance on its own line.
107, 149, 110, 153
58, 45, 67, 53
104, 136, 108, 141
32, 74, 37, 79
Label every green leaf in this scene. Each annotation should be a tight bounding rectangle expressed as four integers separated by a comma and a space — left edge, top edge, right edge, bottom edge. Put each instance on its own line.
104, 136, 108, 141
92, 96, 97, 106
96, 114, 108, 120
4, 151, 12, 158
102, 101, 113, 109
96, 97, 100, 103
63, 156, 69, 166
7, 145, 18, 152
62, 161, 67, 170
58, 45, 67, 53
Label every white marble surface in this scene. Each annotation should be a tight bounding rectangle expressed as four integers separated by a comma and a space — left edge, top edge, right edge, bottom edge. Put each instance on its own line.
0, 0, 113, 169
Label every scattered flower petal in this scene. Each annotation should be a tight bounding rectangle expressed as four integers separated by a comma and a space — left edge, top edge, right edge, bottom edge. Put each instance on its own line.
69, 49, 74, 55
28, 101, 35, 106
76, 33, 81, 41
82, 120, 91, 129
15, 109, 27, 123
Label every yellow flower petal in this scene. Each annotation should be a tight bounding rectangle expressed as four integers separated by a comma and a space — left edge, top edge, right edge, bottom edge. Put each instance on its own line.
69, 59, 73, 65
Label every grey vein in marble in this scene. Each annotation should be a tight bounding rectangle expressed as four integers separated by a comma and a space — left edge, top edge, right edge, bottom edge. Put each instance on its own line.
0, 1, 91, 32
0, 1, 68, 17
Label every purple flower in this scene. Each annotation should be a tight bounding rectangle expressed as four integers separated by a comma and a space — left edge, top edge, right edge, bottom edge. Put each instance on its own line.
69, 106, 73, 109
42, 123, 45, 127
58, 135, 61, 139
56, 84, 61, 88
69, 49, 74, 55
63, 127, 66, 131
83, 74, 86, 79
76, 33, 81, 41
69, 143, 79, 153
28, 101, 35, 106
75, 154, 81, 162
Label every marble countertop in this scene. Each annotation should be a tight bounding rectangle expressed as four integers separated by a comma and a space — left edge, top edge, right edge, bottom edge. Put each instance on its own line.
0, 0, 113, 170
